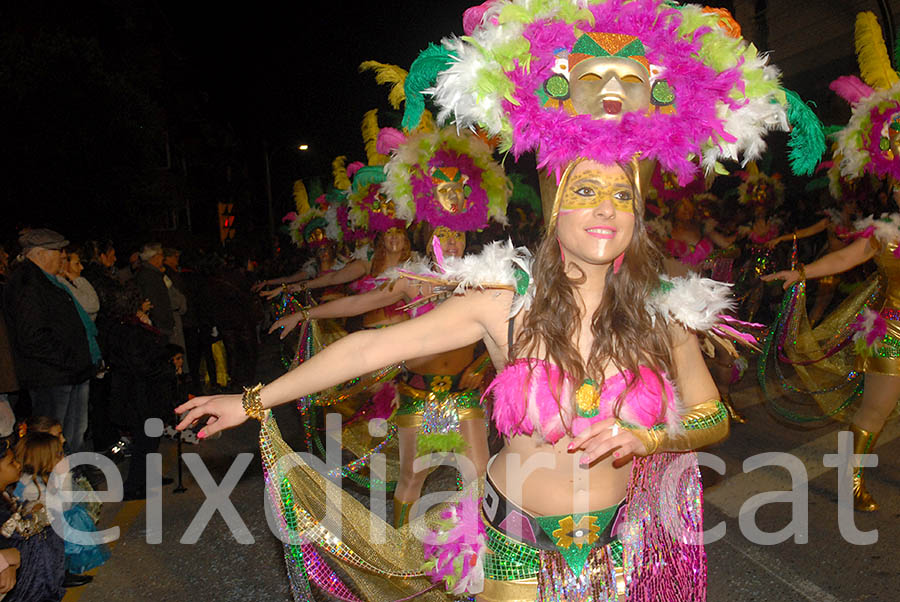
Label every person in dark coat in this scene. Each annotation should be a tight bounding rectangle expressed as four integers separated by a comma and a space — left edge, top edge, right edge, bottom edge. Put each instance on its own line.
81, 240, 124, 453
132, 243, 175, 338
3, 230, 98, 453
104, 286, 175, 499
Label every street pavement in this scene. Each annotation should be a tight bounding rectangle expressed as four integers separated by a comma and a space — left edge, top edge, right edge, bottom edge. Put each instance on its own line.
66, 337, 899, 602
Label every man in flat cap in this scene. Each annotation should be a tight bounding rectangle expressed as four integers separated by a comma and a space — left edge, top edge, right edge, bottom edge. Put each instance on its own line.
4, 229, 99, 453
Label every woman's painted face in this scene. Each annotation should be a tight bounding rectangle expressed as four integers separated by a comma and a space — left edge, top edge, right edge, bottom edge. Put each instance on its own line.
431, 227, 466, 259
383, 227, 408, 254
555, 161, 636, 267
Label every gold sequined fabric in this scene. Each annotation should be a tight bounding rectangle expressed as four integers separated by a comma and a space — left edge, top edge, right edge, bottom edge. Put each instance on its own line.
260, 413, 464, 601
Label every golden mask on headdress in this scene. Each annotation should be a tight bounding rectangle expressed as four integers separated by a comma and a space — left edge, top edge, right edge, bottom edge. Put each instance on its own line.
307, 228, 326, 244
430, 166, 469, 214
542, 32, 655, 121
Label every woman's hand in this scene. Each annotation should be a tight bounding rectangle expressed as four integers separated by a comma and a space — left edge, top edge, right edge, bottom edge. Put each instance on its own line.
568, 418, 649, 465
175, 394, 247, 438
268, 312, 306, 339
761, 269, 800, 289
251, 280, 270, 292
260, 287, 283, 300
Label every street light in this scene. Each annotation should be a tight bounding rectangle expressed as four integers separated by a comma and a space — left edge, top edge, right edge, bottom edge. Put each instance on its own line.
264, 141, 311, 254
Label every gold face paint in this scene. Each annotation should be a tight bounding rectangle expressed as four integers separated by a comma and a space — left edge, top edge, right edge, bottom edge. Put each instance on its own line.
559, 169, 635, 214
568, 56, 651, 120
432, 226, 466, 258
433, 181, 467, 213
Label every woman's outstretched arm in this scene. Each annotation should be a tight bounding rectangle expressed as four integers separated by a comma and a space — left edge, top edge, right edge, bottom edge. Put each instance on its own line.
177, 290, 512, 437
763, 236, 876, 289
261, 260, 370, 299
268, 280, 410, 338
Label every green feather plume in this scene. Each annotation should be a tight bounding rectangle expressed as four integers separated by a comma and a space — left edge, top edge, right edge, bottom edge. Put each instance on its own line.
403, 43, 455, 132
783, 88, 826, 176
416, 432, 467, 456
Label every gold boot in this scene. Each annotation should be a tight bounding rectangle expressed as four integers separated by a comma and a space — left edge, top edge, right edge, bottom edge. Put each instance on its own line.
850, 424, 881, 512
393, 499, 414, 528
721, 393, 746, 424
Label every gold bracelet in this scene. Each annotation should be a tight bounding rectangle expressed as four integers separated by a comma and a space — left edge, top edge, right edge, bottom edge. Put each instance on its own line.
300, 306, 310, 321
242, 383, 266, 421
797, 263, 806, 281
281, 283, 288, 292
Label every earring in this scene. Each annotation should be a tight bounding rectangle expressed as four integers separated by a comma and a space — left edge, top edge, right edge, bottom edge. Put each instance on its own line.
613, 253, 624, 274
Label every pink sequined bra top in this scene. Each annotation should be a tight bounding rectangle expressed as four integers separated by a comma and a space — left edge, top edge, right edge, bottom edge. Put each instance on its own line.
484, 358, 679, 444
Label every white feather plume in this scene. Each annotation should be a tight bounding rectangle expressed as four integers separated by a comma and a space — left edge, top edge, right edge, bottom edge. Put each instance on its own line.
854, 212, 900, 245
324, 205, 342, 243
383, 240, 534, 318
647, 274, 735, 332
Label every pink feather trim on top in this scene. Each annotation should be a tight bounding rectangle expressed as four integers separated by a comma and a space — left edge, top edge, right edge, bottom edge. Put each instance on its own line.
484, 359, 677, 444
829, 76, 875, 106
377, 127, 407, 155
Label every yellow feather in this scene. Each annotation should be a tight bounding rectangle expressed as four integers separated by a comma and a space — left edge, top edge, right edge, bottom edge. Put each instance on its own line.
414, 109, 436, 134
332, 156, 351, 191
293, 180, 310, 214
359, 60, 408, 110
855, 12, 899, 90
362, 109, 388, 166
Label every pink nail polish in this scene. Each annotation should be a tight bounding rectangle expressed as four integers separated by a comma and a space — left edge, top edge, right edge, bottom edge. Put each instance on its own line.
197, 431, 206, 440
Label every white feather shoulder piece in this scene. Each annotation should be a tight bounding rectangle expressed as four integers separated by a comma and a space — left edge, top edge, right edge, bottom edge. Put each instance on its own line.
648, 274, 735, 332
440, 241, 533, 317
384, 240, 533, 318
854, 213, 900, 246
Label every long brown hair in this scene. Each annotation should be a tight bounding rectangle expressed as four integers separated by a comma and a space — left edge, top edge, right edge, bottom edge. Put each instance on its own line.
370, 229, 411, 275
513, 160, 676, 427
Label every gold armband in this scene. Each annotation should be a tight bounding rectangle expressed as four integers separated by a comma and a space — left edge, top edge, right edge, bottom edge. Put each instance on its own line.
619, 399, 729, 455
242, 383, 266, 421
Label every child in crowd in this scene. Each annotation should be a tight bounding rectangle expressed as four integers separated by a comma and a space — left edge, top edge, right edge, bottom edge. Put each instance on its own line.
0, 438, 64, 601
13, 427, 109, 578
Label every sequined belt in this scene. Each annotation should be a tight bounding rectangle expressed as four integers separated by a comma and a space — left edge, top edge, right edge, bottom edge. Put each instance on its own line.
393, 381, 483, 430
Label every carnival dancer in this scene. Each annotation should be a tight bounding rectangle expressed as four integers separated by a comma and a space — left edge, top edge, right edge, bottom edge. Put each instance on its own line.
732, 163, 785, 322
177, 1, 819, 600
766, 196, 861, 324
763, 11, 900, 513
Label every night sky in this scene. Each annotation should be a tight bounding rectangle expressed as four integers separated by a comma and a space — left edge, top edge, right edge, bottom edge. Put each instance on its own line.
166, 1, 481, 175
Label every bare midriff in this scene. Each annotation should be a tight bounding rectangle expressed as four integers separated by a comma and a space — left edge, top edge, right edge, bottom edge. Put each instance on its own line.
488, 433, 630, 517
406, 342, 477, 375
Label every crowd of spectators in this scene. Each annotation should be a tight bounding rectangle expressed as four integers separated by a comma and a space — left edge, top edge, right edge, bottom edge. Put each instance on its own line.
0, 227, 262, 599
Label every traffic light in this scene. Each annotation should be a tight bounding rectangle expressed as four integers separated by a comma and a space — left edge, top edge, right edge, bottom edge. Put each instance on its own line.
218, 202, 236, 243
